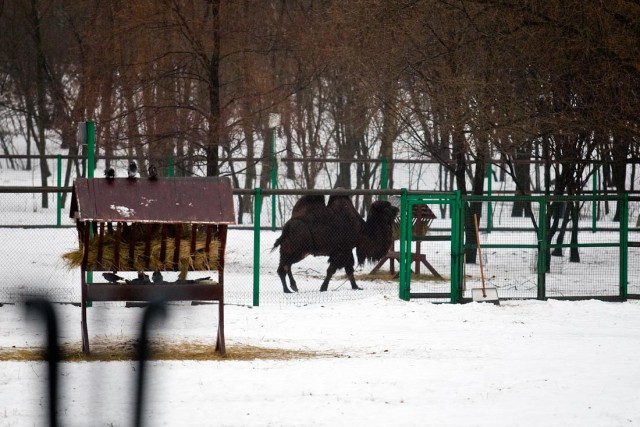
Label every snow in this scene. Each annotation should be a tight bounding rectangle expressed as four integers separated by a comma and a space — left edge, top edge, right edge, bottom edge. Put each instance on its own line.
2, 273, 640, 425
2, 164, 640, 426
110, 205, 135, 217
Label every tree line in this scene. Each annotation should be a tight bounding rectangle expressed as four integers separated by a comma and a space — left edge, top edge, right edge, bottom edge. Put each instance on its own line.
1, 1, 639, 242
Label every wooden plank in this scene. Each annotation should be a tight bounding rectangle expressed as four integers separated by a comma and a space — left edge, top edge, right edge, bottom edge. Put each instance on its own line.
86, 283, 222, 302
112, 222, 122, 271
159, 224, 167, 264
128, 223, 136, 270
205, 224, 213, 254
96, 222, 105, 266
144, 224, 153, 269
173, 224, 182, 269
190, 224, 197, 254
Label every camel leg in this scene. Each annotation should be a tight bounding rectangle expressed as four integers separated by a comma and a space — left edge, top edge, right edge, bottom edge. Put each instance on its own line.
277, 265, 293, 293
319, 264, 338, 292
345, 262, 362, 290
287, 270, 298, 292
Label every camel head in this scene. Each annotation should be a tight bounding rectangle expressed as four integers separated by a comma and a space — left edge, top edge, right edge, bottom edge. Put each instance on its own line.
356, 200, 399, 265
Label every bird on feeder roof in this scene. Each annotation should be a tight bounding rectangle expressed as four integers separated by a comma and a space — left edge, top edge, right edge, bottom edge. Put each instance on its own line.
128, 162, 138, 178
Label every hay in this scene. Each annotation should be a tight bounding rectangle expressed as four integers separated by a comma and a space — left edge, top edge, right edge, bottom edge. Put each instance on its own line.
62, 231, 220, 278
0, 340, 332, 362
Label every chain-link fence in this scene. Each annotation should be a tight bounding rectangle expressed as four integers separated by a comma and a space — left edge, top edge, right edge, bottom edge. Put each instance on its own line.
2, 186, 639, 305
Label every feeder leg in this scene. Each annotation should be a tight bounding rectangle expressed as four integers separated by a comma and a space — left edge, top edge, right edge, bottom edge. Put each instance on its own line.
81, 303, 90, 354
215, 301, 226, 356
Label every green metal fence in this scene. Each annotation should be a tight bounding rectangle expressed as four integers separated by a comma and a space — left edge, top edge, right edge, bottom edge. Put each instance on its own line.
1, 186, 639, 305
398, 192, 639, 303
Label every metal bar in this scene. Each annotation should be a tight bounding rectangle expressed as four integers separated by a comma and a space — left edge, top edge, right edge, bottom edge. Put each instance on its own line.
253, 188, 262, 306
592, 164, 598, 232
414, 235, 452, 242
621, 193, 629, 301
86, 121, 95, 179
271, 127, 277, 232
56, 155, 62, 227
398, 189, 410, 301
487, 162, 492, 234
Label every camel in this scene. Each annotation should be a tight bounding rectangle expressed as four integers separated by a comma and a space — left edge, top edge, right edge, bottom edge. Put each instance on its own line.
273, 195, 399, 293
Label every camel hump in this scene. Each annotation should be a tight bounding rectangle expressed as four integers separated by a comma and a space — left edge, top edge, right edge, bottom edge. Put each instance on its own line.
291, 195, 326, 219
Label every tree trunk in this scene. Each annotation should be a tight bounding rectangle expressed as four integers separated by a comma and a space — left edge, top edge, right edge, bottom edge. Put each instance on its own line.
611, 134, 629, 222
511, 142, 531, 217
206, 0, 221, 177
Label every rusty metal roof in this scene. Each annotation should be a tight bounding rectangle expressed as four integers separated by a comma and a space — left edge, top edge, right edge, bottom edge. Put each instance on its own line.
70, 177, 235, 224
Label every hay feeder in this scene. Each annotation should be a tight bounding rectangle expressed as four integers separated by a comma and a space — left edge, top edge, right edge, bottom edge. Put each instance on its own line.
69, 176, 235, 355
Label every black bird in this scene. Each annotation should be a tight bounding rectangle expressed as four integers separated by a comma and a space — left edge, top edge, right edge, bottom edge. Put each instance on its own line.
127, 271, 151, 285
103, 272, 124, 283
152, 270, 163, 283
148, 164, 158, 180
104, 168, 115, 179
128, 162, 138, 178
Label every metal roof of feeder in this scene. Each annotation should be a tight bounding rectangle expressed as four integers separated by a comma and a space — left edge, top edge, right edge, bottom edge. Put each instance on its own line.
70, 176, 236, 224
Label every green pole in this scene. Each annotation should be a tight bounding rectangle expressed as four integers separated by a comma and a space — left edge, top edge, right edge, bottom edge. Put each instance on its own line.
167, 156, 174, 177
86, 121, 95, 296
56, 154, 62, 227
271, 127, 277, 231
592, 164, 597, 232
620, 193, 628, 301
86, 121, 95, 179
451, 190, 462, 303
487, 162, 492, 234
253, 188, 262, 306
380, 158, 388, 201
398, 189, 410, 301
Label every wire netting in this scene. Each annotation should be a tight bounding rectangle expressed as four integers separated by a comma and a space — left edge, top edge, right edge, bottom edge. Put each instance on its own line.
1, 189, 640, 305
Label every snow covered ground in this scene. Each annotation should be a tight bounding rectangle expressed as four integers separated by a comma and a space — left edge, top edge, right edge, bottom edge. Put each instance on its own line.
2, 159, 640, 426
2, 295, 640, 426
0, 225, 639, 426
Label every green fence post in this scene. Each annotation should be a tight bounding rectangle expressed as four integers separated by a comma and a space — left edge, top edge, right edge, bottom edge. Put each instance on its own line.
167, 156, 174, 177
380, 158, 388, 201
56, 154, 62, 227
592, 164, 598, 232
451, 190, 463, 303
487, 162, 493, 234
86, 121, 95, 301
620, 193, 628, 301
398, 188, 410, 301
253, 188, 262, 306
271, 127, 277, 231
537, 197, 547, 300
87, 121, 95, 179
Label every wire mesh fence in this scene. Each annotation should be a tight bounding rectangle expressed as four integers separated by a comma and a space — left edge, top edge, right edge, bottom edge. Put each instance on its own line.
1, 187, 639, 305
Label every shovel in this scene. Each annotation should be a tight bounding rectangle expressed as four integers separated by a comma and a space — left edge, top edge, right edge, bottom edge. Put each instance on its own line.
472, 213, 500, 305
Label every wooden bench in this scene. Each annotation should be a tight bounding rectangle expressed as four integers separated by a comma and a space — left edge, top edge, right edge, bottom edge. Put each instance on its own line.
70, 177, 235, 356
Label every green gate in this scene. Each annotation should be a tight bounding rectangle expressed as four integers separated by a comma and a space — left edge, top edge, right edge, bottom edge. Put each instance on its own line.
398, 190, 463, 302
